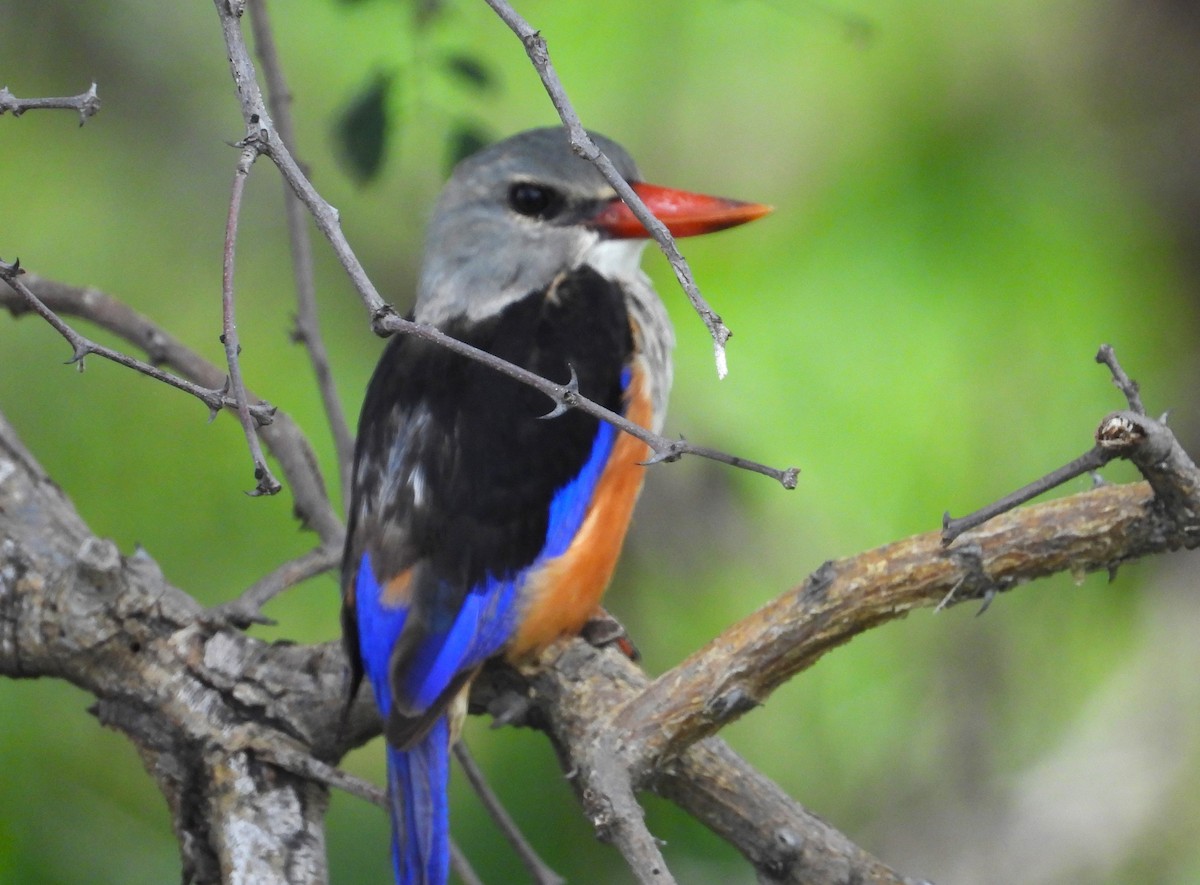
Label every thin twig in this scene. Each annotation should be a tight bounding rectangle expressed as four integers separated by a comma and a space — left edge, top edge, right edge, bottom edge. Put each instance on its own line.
222, 142, 282, 496
0, 260, 271, 421
453, 743, 565, 885
942, 345, 1162, 544
250, 733, 484, 885
0, 273, 343, 547
449, 843, 487, 885
0, 82, 101, 125
375, 312, 799, 489
481, 0, 735, 378
1096, 343, 1146, 415
248, 0, 356, 500
941, 446, 1115, 544
250, 734, 485, 885
206, 544, 342, 627
256, 739, 387, 807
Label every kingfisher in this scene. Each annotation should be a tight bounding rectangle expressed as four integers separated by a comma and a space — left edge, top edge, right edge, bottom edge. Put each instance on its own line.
341, 127, 769, 884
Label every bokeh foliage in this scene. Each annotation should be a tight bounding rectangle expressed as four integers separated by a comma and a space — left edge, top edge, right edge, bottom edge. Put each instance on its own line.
3, 1, 1198, 883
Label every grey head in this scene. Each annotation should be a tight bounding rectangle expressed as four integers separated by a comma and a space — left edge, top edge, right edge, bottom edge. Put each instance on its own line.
414, 127, 651, 327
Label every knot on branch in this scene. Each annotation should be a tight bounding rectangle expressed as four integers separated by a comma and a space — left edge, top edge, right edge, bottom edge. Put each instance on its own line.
1096, 410, 1172, 463
369, 304, 399, 337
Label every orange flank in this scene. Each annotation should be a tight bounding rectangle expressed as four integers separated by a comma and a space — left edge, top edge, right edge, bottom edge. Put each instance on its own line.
382, 566, 414, 607
506, 363, 655, 660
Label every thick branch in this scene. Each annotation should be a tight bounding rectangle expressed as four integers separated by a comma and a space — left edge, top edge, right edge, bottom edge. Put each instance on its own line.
1, 397, 910, 884
478, 642, 925, 885
614, 475, 1197, 784
0, 409, 360, 882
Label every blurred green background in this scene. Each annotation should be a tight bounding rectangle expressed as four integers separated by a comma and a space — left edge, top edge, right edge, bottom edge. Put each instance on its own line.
3, 1, 1200, 883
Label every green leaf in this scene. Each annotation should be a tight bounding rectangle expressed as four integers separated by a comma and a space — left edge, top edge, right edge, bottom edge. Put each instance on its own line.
333, 72, 394, 184
442, 53, 495, 93
445, 121, 492, 175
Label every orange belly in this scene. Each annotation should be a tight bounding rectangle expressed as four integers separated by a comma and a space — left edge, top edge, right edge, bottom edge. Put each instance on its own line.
506, 363, 654, 660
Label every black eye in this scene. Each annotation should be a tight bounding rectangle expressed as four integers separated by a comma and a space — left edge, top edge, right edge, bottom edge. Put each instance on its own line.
507, 182, 562, 220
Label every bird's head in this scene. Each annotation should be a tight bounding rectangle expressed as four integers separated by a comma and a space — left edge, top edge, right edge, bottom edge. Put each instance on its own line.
414, 127, 769, 326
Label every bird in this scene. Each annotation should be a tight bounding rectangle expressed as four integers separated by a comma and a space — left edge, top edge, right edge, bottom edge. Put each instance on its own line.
341, 126, 769, 885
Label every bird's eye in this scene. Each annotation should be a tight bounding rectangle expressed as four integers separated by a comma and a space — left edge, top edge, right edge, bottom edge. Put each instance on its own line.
507, 182, 562, 220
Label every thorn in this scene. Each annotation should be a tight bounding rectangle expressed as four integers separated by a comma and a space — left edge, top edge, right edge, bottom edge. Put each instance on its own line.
935, 575, 963, 613
640, 434, 685, 466
975, 587, 996, 616
537, 364, 579, 420
67, 342, 89, 369
370, 304, 399, 337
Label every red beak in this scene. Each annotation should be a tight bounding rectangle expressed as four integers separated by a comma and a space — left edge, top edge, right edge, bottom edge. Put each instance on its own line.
591, 182, 772, 239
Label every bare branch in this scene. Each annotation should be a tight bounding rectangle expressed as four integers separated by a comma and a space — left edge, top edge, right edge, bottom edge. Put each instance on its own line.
481, 0, 736, 378
1096, 342, 1146, 414
248, 0, 356, 499
373, 311, 800, 489
943, 345, 1187, 543
0, 82, 100, 125
942, 444, 1115, 543
0, 401, 922, 885
0, 260, 273, 422
210, 0, 390, 317
616, 478, 1194, 782
477, 641, 924, 885
0, 273, 343, 548
206, 544, 342, 628
222, 142, 282, 496
453, 743, 565, 885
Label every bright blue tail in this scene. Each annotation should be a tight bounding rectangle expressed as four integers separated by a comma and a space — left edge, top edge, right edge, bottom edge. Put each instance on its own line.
386, 717, 451, 885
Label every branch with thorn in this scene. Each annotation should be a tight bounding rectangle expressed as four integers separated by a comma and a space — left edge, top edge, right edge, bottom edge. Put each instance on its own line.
0, 272, 345, 618
0, 82, 101, 125
482, 0, 736, 378
0, 260, 275, 425
943, 344, 1197, 543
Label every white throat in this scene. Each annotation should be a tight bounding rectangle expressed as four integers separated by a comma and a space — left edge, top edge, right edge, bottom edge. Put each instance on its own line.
584, 238, 649, 282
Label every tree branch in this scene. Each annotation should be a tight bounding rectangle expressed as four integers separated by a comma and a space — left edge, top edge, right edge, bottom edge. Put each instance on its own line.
0, 273, 343, 552
0, 408, 356, 882
372, 311, 800, 489
476, 641, 925, 885
0, 260, 274, 424
0, 82, 100, 124
481, 0, 738, 379
221, 142, 282, 496
247, 0, 356, 500
0, 399, 912, 884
